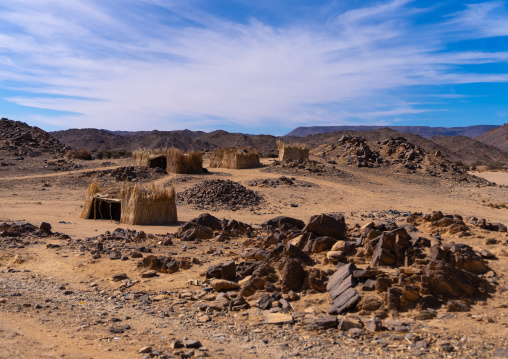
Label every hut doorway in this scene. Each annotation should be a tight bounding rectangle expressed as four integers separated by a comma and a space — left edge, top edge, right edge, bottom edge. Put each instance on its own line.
148, 155, 167, 170
88, 198, 121, 221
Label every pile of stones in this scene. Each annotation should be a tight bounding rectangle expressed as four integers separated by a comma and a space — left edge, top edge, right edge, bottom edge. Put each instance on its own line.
179, 211, 504, 331
0, 221, 69, 248
407, 211, 507, 234
82, 166, 167, 183
380, 137, 426, 170
246, 176, 317, 188
177, 179, 263, 211
333, 135, 383, 168
267, 158, 329, 175
246, 176, 296, 187
176, 213, 253, 242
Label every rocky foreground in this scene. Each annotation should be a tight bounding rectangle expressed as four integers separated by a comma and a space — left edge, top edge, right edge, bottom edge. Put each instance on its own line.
1, 209, 508, 358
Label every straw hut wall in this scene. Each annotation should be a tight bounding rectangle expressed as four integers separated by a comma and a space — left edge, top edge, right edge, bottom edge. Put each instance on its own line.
277, 140, 309, 162
209, 147, 261, 169
120, 183, 177, 225
81, 182, 101, 219
166, 147, 203, 174
80, 182, 122, 221
132, 148, 167, 170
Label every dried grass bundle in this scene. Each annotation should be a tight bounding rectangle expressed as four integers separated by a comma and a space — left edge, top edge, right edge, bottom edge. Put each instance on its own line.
120, 183, 177, 225
209, 147, 261, 169
81, 182, 101, 219
166, 147, 203, 174
277, 140, 309, 162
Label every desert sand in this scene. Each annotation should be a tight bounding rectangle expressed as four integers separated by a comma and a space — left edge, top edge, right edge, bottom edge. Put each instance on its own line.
1, 154, 508, 359
469, 171, 508, 186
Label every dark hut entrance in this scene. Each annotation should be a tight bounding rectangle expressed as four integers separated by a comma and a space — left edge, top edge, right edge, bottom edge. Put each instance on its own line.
148, 155, 167, 170
88, 197, 121, 221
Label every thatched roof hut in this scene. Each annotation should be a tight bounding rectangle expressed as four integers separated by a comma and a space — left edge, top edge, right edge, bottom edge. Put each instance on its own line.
120, 183, 177, 225
209, 147, 261, 169
81, 182, 177, 225
133, 148, 167, 170
80, 182, 122, 221
166, 147, 203, 174
277, 140, 309, 162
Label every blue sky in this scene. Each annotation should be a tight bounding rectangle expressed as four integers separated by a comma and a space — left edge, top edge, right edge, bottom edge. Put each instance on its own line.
0, 0, 508, 135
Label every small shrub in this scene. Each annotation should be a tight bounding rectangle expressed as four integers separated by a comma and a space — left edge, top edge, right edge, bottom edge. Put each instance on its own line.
471, 161, 483, 171
65, 149, 92, 160
94, 150, 132, 159
486, 162, 506, 171
453, 161, 469, 171
264, 152, 278, 158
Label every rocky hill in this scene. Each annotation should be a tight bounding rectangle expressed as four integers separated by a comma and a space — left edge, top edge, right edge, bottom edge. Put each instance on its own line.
430, 135, 508, 164
52, 128, 279, 155
0, 118, 69, 157
286, 125, 499, 138
289, 129, 508, 165
476, 123, 508, 152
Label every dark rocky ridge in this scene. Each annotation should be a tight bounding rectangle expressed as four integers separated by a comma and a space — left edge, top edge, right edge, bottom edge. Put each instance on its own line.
286, 125, 500, 138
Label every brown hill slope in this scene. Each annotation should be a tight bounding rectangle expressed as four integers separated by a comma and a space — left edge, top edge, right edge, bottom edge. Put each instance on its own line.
431, 135, 508, 164
51, 128, 127, 152
476, 123, 508, 152
52, 128, 279, 155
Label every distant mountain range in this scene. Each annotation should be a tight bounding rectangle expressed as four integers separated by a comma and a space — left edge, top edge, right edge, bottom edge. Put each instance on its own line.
49, 123, 508, 165
51, 128, 279, 155
285, 125, 499, 138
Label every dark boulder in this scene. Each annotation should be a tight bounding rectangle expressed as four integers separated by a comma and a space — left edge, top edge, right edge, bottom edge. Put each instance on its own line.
303, 213, 346, 240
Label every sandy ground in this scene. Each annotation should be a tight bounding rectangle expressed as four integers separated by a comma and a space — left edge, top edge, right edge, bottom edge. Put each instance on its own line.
1, 157, 508, 358
469, 171, 508, 186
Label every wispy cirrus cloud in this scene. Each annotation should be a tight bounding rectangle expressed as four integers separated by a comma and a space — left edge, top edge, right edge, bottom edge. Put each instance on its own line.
0, 0, 507, 133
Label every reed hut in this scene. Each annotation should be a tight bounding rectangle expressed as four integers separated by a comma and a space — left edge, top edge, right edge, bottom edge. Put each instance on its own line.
277, 140, 309, 162
80, 182, 122, 221
132, 148, 167, 170
166, 147, 203, 174
120, 183, 177, 225
209, 147, 261, 169
81, 182, 177, 225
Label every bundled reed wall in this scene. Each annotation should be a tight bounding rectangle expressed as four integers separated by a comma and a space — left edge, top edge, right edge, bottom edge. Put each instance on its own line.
120, 184, 177, 225
166, 147, 203, 174
277, 140, 309, 162
209, 147, 261, 169
81, 182, 101, 219
132, 148, 167, 169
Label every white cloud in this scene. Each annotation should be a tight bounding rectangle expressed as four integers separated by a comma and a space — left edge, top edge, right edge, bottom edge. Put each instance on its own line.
0, 1, 507, 131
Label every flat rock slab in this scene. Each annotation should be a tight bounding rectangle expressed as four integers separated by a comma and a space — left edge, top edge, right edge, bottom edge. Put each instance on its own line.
326, 263, 356, 295
304, 315, 338, 329
265, 313, 294, 325
328, 274, 355, 300
328, 287, 360, 314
